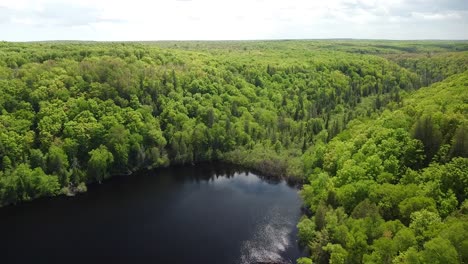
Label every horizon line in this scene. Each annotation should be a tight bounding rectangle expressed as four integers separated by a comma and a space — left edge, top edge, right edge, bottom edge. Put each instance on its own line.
2, 38, 468, 43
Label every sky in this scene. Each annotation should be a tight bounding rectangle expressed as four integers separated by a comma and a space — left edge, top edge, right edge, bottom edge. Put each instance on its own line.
0, 0, 467, 41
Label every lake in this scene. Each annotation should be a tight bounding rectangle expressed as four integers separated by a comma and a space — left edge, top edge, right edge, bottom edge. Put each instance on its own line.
0, 163, 305, 264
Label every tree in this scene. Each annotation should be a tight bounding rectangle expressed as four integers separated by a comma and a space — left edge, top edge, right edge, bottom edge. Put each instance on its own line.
323, 243, 348, 264
441, 157, 468, 203
450, 125, 468, 158
363, 237, 395, 264
29, 149, 46, 170
105, 124, 130, 171
392, 247, 421, 264
297, 217, 316, 245
0, 164, 59, 205
1, 156, 12, 172
46, 145, 69, 187
399, 196, 437, 224
297, 257, 313, 264
409, 210, 441, 246
393, 228, 417, 253
351, 199, 380, 219
420, 237, 458, 264
88, 145, 114, 183
412, 115, 442, 164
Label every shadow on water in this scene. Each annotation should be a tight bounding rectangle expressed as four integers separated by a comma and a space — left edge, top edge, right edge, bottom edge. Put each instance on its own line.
0, 162, 306, 264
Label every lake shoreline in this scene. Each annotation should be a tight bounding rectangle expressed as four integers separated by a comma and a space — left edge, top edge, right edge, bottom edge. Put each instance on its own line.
0, 159, 305, 208
0, 163, 306, 263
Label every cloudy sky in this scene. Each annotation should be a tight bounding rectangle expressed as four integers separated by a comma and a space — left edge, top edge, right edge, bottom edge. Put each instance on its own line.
0, 0, 467, 41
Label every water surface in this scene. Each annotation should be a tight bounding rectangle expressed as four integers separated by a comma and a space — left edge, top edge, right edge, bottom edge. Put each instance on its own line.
0, 163, 304, 264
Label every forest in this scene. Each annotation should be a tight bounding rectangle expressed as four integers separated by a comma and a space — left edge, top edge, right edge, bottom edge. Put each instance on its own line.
0, 40, 467, 263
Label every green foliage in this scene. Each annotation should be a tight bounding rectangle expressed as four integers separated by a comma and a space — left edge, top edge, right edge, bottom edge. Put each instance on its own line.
409, 209, 442, 245
46, 145, 69, 186
0, 41, 466, 263
0, 164, 60, 205
399, 196, 437, 224
297, 257, 314, 264
323, 243, 348, 264
297, 216, 316, 245
298, 71, 468, 263
393, 228, 417, 253
420, 237, 459, 264
88, 145, 114, 183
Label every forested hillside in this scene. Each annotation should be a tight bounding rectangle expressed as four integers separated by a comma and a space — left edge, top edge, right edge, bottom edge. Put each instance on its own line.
297, 72, 468, 263
0, 40, 467, 263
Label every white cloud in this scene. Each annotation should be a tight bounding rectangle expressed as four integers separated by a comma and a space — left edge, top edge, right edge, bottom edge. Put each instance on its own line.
411, 11, 463, 21
0, 0, 466, 40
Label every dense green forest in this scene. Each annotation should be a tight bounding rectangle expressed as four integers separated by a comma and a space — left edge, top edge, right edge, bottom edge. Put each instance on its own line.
297, 72, 468, 264
0, 40, 467, 263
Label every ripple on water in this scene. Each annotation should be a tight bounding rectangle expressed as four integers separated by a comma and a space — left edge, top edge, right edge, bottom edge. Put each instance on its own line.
239, 207, 295, 264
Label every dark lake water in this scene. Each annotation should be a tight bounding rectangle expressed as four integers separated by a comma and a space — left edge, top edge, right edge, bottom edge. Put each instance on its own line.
0, 163, 305, 264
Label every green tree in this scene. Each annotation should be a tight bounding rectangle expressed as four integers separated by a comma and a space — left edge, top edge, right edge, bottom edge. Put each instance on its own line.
29, 149, 46, 170
412, 116, 442, 164
323, 243, 348, 264
88, 145, 114, 183
105, 124, 130, 171
409, 210, 441, 246
399, 196, 437, 224
420, 237, 458, 264
297, 217, 316, 245
46, 145, 70, 187
393, 228, 417, 253
450, 124, 467, 158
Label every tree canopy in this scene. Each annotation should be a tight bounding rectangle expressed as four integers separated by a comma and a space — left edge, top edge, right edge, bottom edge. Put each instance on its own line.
0, 40, 467, 263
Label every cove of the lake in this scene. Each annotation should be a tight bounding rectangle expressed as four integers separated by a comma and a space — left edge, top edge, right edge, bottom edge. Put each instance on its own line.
0, 163, 305, 264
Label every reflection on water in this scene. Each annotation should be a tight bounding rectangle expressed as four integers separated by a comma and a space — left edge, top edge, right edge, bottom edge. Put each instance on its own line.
240, 205, 298, 264
0, 162, 305, 264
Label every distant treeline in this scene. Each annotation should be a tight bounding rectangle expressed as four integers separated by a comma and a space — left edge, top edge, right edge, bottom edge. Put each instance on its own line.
0, 40, 467, 263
